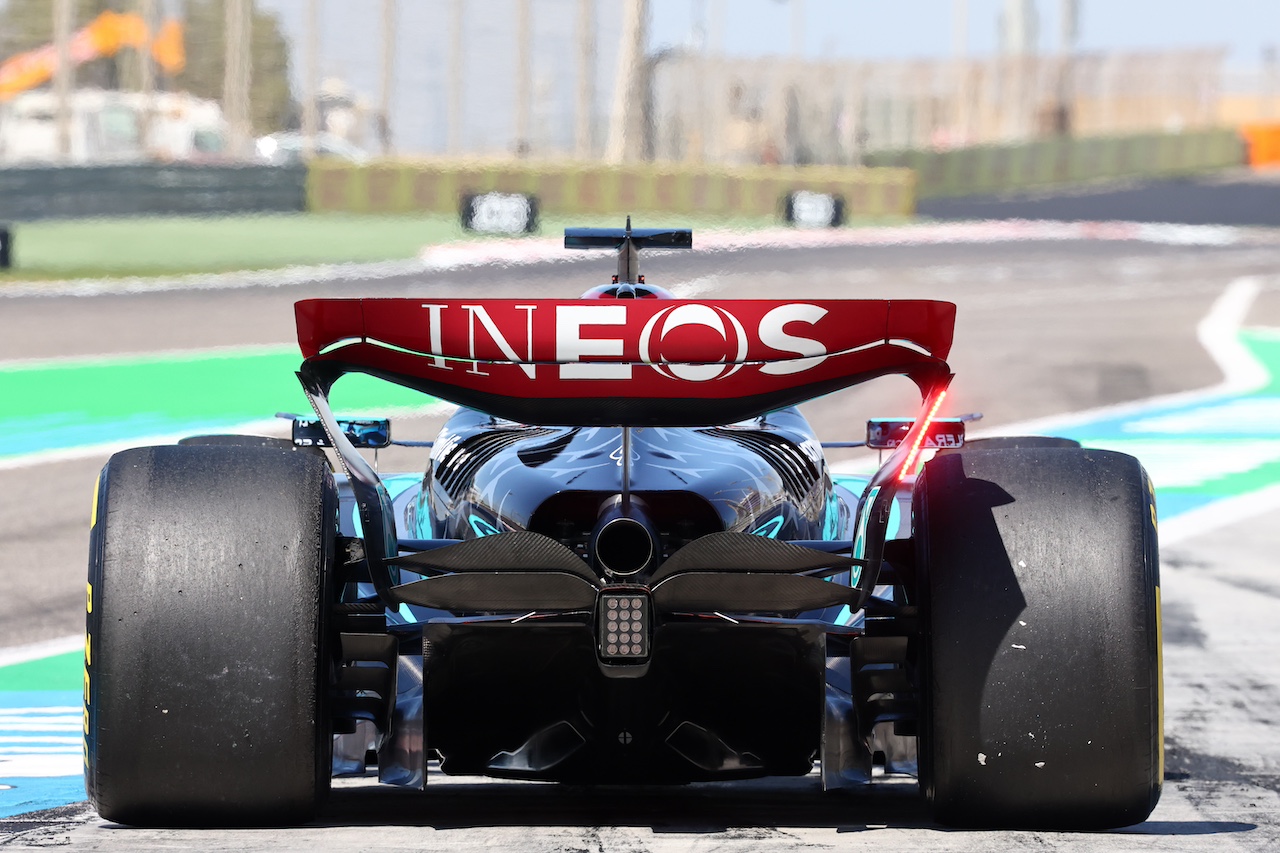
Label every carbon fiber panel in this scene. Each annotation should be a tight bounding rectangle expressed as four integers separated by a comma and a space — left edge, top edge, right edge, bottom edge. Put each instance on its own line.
651, 572, 854, 613
390, 532, 600, 585
650, 532, 859, 584
394, 571, 599, 611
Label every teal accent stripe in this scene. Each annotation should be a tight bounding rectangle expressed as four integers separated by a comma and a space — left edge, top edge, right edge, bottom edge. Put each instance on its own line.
1, 347, 437, 462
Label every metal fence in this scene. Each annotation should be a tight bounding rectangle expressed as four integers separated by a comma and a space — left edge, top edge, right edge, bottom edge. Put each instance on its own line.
648, 49, 1228, 168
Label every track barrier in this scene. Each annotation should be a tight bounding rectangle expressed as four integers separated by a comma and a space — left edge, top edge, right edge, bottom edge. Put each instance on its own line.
0, 128, 1253, 230
865, 128, 1246, 199
0, 164, 308, 221
306, 161, 917, 220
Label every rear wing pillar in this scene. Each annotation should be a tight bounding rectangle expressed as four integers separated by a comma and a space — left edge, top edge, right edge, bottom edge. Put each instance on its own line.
296, 367, 404, 604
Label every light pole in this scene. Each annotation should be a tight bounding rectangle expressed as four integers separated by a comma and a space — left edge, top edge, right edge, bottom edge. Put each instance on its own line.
223, 0, 252, 159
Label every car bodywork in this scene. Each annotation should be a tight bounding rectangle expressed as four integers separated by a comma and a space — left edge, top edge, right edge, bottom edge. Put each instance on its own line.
297, 226, 957, 788
85, 223, 1162, 830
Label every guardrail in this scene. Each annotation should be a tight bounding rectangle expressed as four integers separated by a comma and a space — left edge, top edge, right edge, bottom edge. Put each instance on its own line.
306, 161, 917, 219
0, 163, 307, 220
864, 129, 1245, 199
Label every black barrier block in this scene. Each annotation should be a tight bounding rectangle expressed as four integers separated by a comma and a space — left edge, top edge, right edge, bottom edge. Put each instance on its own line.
781, 191, 845, 228
0, 225, 10, 269
0, 164, 307, 221
459, 191, 539, 234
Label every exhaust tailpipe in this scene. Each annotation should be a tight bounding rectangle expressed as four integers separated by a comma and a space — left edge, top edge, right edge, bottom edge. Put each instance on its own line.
590, 495, 658, 578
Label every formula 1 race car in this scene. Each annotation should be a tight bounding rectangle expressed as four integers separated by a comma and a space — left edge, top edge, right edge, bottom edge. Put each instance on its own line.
83, 223, 1163, 830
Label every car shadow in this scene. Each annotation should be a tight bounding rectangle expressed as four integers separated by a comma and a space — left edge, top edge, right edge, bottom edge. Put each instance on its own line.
303, 775, 1256, 837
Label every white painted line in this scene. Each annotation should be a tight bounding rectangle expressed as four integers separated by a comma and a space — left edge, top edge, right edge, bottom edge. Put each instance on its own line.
0, 402, 456, 472
0, 636, 82, 669
0, 258, 426, 300
419, 221, 1250, 274
0, 725, 79, 734
0, 746, 79, 753
977, 275, 1276, 438
1160, 482, 1280, 546
0, 343, 296, 372
0, 755, 83, 777
1082, 438, 1280, 489
0, 420, 283, 472
1197, 274, 1270, 394
834, 275, 1280, 545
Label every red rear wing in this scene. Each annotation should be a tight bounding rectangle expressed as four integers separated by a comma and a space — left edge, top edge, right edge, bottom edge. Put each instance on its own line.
296, 298, 955, 426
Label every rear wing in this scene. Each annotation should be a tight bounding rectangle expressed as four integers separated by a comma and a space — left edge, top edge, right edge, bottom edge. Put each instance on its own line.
293, 296, 955, 605
564, 227, 692, 250
295, 298, 955, 428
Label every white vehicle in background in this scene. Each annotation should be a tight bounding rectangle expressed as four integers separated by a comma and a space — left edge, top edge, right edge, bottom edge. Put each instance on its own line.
255, 131, 370, 166
0, 88, 226, 165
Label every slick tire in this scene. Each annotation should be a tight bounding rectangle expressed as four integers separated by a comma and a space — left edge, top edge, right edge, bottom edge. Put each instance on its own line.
178, 433, 297, 449
85, 444, 338, 826
178, 433, 327, 461
914, 447, 1161, 829
935, 435, 1080, 456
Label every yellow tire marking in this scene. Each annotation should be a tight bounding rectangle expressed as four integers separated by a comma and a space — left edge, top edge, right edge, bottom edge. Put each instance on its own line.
1156, 585, 1165, 783
90, 473, 100, 529
85, 581, 94, 766
82, 646, 91, 766
1148, 476, 1158, 532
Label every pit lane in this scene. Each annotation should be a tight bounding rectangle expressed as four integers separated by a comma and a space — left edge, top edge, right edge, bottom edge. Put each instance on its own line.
2, 230, 1280, 850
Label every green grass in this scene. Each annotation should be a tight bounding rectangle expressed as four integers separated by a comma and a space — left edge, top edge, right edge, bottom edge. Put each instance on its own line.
0, 211, 786, 282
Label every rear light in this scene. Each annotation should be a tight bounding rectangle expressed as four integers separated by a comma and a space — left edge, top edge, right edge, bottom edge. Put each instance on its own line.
598, 591, 649, 660
897, 389, 948, 481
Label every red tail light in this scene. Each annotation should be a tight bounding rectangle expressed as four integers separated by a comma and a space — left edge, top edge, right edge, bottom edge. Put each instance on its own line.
897, 389, 948, 481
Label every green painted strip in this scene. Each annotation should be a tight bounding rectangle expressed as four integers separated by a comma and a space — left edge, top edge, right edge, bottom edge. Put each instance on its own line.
1, 347, 437, 459
0, 651, 81, 692
1240, 329, 1280, 394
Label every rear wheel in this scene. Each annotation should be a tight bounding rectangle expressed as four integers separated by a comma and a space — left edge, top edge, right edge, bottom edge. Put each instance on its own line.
936, 435, 1080, 455
914, 447, 1161, 829
178, 433, 327, 460
85, 444, 337, 826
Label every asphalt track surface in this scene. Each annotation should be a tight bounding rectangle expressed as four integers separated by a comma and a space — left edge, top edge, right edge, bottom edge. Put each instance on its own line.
919, 170, 1280, 227
3, 233, 1280, 849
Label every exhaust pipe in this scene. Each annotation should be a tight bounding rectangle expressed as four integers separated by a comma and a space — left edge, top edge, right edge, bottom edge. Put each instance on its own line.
590, 495, 659, 578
